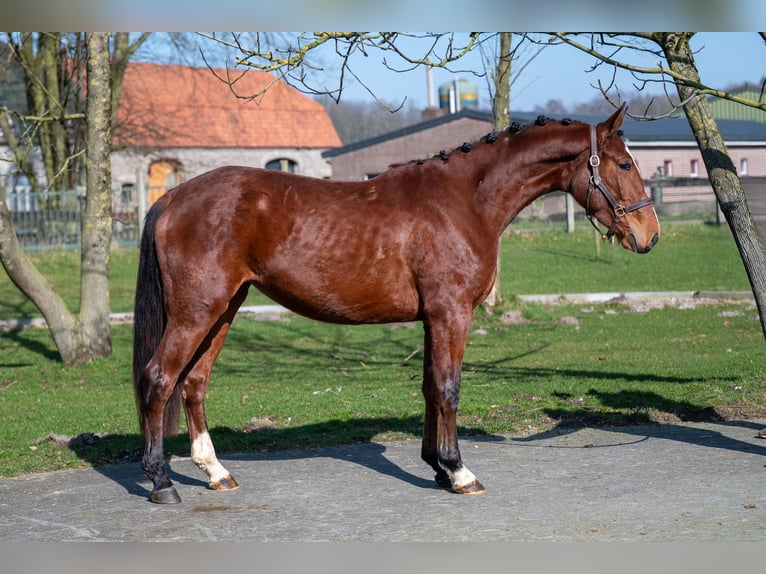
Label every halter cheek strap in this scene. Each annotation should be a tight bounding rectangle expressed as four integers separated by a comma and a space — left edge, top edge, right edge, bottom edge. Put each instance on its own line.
586, 125, 654, 240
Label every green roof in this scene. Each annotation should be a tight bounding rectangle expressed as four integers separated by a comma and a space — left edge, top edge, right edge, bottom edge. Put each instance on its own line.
710, 89, 766, 123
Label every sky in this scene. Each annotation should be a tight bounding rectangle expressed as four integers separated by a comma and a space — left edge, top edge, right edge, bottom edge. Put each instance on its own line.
148, 32, 765, 115
325, 33, 765, 113
125, 31, 766, 116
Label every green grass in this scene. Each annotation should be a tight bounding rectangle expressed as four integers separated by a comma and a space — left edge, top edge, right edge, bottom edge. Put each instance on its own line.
0, 221, 762, 478
501, 222, 751, 294
0, 221, 751, 320
1, 300, 763, 478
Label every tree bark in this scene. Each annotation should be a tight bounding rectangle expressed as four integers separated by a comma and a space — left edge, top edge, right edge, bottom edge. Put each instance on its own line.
654, 33, 766, 339
79, 32, 114, 361
483, 32, 512, 310
0, 180, 77, 352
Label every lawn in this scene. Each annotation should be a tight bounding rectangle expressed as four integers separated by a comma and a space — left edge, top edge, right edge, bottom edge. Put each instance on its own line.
0, 222, 763, 478
0, 222, 752, 320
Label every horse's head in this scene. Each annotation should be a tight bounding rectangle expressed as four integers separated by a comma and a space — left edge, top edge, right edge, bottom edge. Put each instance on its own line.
570, 104, 660, 253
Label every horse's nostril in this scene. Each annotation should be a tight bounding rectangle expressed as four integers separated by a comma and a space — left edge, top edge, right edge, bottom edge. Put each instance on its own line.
631, 232, 659, 253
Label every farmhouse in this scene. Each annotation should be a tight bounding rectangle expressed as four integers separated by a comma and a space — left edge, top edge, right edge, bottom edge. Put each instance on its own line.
111, 62, 341, 205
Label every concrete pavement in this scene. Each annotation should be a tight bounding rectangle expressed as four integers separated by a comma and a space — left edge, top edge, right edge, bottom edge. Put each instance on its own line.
2, 420, 766, 541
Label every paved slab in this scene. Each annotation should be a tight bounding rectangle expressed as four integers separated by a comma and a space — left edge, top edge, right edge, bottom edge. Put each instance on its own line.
2, 421, 766, 541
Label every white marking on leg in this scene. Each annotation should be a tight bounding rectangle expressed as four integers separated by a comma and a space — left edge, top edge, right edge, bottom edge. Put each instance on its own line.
440, 463, 477, 489
191, 431, 231, 484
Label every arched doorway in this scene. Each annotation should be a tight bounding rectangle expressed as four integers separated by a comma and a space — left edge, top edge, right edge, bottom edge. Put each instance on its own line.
148, 159, 183, 206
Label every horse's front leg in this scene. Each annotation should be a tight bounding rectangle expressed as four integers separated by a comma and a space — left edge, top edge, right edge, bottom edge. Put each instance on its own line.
421, 325, 451, 489
421, 313, 486, 495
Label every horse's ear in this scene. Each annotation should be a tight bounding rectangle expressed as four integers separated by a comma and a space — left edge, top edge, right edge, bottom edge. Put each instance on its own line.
597, 102, 628, 141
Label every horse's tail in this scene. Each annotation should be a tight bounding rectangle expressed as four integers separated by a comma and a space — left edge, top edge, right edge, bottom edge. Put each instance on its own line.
132, 197, 182, 437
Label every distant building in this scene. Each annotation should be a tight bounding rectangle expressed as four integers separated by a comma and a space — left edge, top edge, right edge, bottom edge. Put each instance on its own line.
323, 109, 494, 181
111, 62, 341, 205
323, 107, 766, 227
709, 88, 766, 123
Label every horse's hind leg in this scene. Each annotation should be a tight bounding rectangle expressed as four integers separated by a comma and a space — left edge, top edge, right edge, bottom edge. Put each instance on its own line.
140, 295, 241, 503
139, 352, 184, 504
420, 311, 485, 495
182, 349, 238, 492
182, 286, 249, 492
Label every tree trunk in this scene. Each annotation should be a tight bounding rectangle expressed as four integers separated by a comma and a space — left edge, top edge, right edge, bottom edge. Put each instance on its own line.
0, 180, 78, 351
16, 33, 70, 192
655, 33, 766, 339
0, 33, 114, 365
1, 32, 148, 365
79, 32, 114, 361
483, 32, 512, 310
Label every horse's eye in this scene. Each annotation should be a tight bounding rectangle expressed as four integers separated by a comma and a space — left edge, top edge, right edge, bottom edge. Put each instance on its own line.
618, 162, 632, 171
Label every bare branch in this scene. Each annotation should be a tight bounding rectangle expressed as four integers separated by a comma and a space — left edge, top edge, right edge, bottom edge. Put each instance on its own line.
545, 32, 766, 115
197, 32, 488, 106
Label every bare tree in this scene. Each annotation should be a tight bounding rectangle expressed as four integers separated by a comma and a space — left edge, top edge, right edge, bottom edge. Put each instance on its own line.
0, 32, 148, 365
546, 32, 766, 340
199, 32, 487, 109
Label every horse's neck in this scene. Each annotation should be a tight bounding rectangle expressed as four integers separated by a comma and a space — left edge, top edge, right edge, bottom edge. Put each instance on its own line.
473, 126, 588, 236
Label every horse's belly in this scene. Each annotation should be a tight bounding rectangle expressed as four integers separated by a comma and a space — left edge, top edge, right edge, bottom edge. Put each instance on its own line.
254, 268, 421, 325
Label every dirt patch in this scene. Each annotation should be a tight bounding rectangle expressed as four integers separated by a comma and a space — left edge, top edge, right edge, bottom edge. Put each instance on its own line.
607, 294, 757, 314
500, 310, 529, 324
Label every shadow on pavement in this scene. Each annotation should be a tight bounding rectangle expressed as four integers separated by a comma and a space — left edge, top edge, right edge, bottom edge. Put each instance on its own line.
69, 415, 499, 501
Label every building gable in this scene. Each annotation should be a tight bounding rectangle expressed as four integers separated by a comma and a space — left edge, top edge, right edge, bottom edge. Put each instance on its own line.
114, 62, 341, 150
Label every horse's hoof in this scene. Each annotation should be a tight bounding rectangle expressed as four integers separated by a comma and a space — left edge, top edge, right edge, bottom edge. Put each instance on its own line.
150, 486, 182, 504
209, 475, 239, 491
452, 480, 486, 495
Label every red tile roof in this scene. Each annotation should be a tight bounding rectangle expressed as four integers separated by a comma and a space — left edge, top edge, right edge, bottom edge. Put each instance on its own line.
114, 62, 341, 149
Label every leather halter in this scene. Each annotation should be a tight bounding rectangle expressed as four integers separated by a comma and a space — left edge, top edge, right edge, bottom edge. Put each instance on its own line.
585, 125, 654, 240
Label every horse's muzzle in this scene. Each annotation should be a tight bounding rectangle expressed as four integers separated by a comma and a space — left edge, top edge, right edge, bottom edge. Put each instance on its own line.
630, 232, 659, 253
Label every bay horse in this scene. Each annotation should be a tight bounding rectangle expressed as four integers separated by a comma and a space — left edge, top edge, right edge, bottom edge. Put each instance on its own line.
133, 104, 659, 504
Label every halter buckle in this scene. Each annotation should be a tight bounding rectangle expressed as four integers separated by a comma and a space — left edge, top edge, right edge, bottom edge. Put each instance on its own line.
614, 206, 626, 217
589, 154, 600, 167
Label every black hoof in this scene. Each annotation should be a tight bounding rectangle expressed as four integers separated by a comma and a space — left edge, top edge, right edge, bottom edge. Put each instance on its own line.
150, 486, 182, 504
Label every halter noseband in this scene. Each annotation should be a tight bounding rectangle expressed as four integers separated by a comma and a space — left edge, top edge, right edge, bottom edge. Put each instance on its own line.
585, 125, 654, 240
